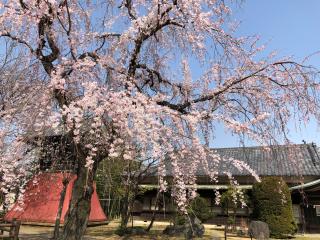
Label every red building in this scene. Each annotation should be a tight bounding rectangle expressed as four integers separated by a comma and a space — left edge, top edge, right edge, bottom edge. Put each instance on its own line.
5, 133, 107, 225
5, 172, 107, 225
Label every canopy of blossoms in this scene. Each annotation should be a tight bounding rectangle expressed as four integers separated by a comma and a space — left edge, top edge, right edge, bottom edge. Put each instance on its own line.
0, 0, 319, 212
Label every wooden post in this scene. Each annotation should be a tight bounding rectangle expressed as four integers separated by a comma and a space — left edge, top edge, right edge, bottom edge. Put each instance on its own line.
10, 218, 20, 240
224, 224, 227, 240
53, 177, 69, 239
9, 218, 16, 236
301, 205, 306, 234
146, 191, 160, 232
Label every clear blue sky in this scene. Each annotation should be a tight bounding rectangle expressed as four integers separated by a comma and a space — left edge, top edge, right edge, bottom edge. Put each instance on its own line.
212, 0, 320, 148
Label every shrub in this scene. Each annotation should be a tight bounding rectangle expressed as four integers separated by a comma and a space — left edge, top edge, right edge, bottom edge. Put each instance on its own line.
173, 213, 187, 226
252, 177, 297, 238
188, 196, 213, 222
172, 196, 213, 226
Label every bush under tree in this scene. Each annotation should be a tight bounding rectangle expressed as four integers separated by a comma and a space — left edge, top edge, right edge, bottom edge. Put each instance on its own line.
164, 196, 211, 238
173, 196, 213, 224
252, 177, 297, 238
188, 196, 213, 222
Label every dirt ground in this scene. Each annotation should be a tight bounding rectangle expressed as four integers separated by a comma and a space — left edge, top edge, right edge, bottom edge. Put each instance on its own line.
5, 220, 320, 240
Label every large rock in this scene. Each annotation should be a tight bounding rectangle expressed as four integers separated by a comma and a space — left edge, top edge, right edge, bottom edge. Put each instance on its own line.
115, 226, 146, 236
163, 225, 185, 235
191, 216, 205, 237
130, 226, 146, 235
163, 216, 205, 238
249, 221, 270, 240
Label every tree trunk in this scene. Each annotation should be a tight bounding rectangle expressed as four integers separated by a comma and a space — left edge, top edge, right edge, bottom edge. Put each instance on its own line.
53, 177, 69, 239
224, 224, 227, 240
146, 191, 160, 232
119, 183, 140, 230
60, 166, 94, 240
120, 191, 130, 229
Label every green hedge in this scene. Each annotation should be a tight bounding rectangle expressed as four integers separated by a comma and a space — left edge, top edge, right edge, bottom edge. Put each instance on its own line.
252, 177, 297, 238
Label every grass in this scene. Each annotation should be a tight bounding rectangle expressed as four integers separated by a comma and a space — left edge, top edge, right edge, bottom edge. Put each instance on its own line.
15, 219, 320, 239
293, 237, 320, 240
85, 222, 320, 240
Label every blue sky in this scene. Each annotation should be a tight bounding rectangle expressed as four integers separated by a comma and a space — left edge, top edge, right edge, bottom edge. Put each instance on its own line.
212, 0, 320, 147
234, 0, 320, 61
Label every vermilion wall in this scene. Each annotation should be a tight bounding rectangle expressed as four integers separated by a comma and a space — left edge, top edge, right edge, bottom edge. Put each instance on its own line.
4, 172, 107, 224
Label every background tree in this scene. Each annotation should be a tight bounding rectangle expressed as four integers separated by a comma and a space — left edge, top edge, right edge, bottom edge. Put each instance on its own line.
221, 187, 249, 232
0, 41, 39, 211
96, 149, 157, 231
95, 157, 127, 220
252, 177, 297, 238
0, 1, 319, 239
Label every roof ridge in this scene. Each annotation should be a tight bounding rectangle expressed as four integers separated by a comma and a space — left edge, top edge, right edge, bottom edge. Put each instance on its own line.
211, 143, 308, 150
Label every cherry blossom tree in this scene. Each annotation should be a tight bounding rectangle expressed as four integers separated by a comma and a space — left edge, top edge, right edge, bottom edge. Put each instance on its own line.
0, 0, 319, 239
0, 42, 38, 209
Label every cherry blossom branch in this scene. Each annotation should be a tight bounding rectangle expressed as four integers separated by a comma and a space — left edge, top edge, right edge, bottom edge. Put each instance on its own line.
120, 0, 137, 20
157, 61, 313, 114
36, 15, 60, 74
128, 12, 184, 78
0, 33, 34, 54
56, 0, 76, 60
136, 63, 184, 92
95, 33, 121, 52
18, 0, 28, 10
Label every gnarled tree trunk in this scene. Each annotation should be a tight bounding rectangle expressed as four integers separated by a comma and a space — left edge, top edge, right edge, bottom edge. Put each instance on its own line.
60, 165, 95, 240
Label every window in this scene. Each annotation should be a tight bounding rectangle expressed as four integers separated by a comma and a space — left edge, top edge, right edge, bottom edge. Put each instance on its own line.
315, 205, 320, 216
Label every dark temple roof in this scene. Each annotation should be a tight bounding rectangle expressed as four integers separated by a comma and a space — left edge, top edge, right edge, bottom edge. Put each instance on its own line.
160, 144, 320, 177
210, 144, 320, 177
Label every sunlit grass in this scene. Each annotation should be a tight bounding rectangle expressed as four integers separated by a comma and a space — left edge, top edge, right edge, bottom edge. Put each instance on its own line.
17, 220, 320, 239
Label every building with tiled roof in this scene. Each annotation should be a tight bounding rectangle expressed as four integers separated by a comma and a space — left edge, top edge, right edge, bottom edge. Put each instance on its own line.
141, 143, 320, 186
136, 143, 320, 233
211, 143, 320, 177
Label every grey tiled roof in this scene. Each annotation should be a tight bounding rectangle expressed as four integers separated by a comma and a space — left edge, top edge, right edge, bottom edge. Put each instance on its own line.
161, 144, 320, 177
210, 144, 320, 176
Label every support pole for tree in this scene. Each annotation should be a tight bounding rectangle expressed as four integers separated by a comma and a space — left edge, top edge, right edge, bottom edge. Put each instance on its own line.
224, 224, 227, 240
53, 177, 69, 240
146, 190, 160, 232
